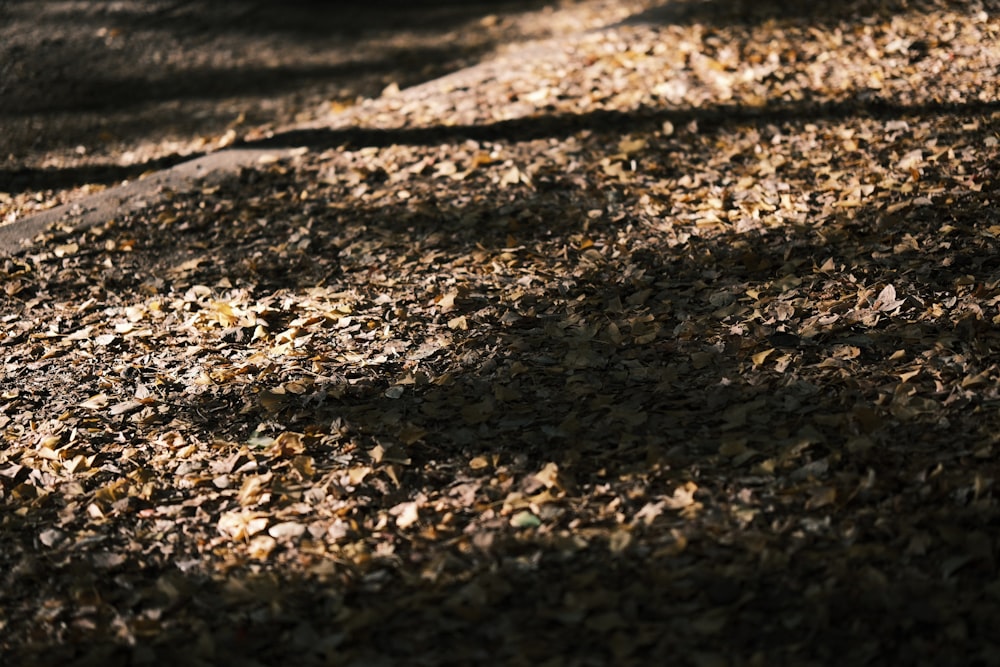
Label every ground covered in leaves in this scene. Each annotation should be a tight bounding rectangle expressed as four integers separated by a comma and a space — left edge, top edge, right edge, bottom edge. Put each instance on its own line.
0, 0, 627, 225
3, 0, 1000, 664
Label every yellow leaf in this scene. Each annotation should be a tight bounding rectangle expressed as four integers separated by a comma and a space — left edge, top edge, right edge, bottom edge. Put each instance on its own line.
64, 454, 90, 474
79, 393, 109, 410
437, 291, 458, 312
37, 434, 61, 451
348, 466, 371, 485
264, 431, 306, 458
237, 475, 268, 506
176, 443, 197, 458
618, 137, 647, 154
247, 535, 277, 560
291, 455, 315, 479
370, 442, 410, 465
469, 456, 490, 470
54, 242, 79, 257
534, 462, 561, 490
751, 348, 774, 366
664, 481, 698, 510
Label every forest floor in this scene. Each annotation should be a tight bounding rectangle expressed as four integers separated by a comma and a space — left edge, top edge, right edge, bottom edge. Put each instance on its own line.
3, 0, 1000, 665
1, 0, 628, 226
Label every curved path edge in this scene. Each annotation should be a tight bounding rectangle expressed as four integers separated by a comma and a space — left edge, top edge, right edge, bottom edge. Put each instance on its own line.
0, 148, 298, 255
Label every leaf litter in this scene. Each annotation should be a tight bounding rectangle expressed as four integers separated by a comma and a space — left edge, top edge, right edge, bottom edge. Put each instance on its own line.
3, 0, 1000, 664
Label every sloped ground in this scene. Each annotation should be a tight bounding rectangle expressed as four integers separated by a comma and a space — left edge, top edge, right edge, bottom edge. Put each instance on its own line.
0, 0, 633, 226
3, 0, 1000, 665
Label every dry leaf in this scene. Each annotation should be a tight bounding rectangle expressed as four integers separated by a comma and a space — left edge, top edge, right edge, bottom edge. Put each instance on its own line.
264, 431, 306, 458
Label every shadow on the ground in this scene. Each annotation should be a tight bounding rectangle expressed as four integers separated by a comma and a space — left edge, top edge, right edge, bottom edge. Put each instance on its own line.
4, 89, 999, 663
5, 95, 998, 196
0, 0, 555, 162
3, 1, 1000, 659
5, 75, 1000, 665
0, 0, 954, 191
110, 0, 551, 37
4, 48, 489, 117
10, 535, 986, 666
246, 98, 1000, 151
622, 0, 937, 27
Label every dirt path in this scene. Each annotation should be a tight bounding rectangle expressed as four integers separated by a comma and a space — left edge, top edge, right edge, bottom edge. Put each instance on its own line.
0, 0, 642, 228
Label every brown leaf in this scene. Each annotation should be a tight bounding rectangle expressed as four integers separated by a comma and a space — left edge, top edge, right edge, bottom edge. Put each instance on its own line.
264, 431, 306, 458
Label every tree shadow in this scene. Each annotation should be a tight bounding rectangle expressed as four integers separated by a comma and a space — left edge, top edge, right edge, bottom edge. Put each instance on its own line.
3, 91, 999, 662
4, 0, 1000, 658
1, 0, 963, 194
6, 94, 998, 196
622, 0, 946, 27
4, 49, 492, 117
110, 0, 554, 38
0, 0, 557, 163
246, 97, 1000, 151
12, 543, 984, 665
